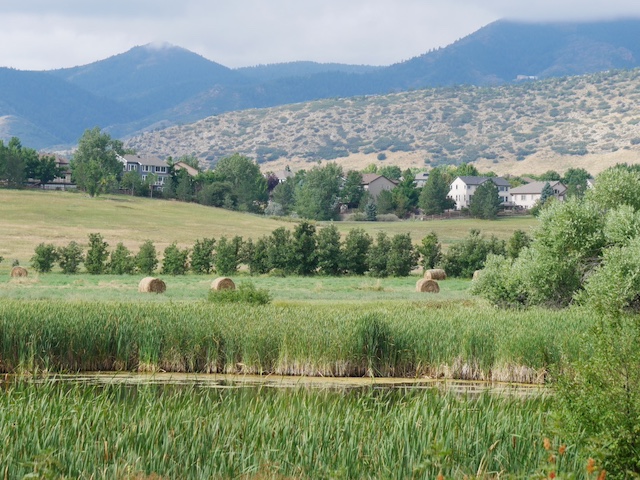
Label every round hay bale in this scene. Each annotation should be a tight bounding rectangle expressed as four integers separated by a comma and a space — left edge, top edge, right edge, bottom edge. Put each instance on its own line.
10, 266, 28, 278
472, 270, 483, 281
416, 278, 440, 293
211, 277, 235, 291
423, 268, 447, 280
138, 277, 166, 293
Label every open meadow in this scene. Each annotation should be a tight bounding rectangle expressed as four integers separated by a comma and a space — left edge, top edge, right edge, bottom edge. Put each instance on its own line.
0, 190, 601, 478
0, 189, 535, 263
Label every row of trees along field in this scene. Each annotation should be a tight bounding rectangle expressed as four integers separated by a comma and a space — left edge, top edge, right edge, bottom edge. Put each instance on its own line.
2, 129, 592, 221
26, 224, 530, 278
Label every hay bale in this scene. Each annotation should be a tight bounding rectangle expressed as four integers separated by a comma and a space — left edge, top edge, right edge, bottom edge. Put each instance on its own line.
472, 270, 483, 281
416, 278, 440, 293
138, 277, 166, 293
211, 277, 236, 291
10, 266, 28, 278
423, 268, 447, 280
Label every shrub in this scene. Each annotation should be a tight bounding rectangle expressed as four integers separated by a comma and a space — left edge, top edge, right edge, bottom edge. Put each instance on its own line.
506, 230, 531, 259
162, 242, 190, 275
135, 240, 158, 275
386, 233, 419, 277
440, 230, 505, 278
341, 228, 372, 275
31, 243, 58, 273
417, 232, 442, 270
108, 243, 135, 275
207, 281, 271, 305
190, 238, 216, 275
316, 225, 342, 276
367, 232, 391, 277
85, 233, 109, 274
57, 241, 84, 274
215, 236, 242, 276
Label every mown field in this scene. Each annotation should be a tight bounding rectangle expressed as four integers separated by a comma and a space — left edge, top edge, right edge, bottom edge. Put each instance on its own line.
0, 189, 535, 263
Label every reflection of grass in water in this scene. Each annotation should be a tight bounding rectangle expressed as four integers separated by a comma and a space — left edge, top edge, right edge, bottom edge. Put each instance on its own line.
0, 380, 583, 478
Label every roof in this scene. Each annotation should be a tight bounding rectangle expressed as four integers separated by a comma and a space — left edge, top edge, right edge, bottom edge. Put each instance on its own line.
509, 181, 567, 195
456, 176, 510, 187
273, 170, 294, 180
361, 173, 395, 185
174, 161, 199, 176
414, 172, 430, 181
122, 154, 167, 168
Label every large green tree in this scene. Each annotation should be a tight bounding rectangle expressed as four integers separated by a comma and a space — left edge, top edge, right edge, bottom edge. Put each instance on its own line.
294, 163, 343, 220
469, 181, 501, 219
418, 168, 454, 214
214, 154, 267, 213
71, 128, 125, 197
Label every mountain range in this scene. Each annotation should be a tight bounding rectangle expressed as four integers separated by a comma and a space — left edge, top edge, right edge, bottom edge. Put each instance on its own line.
1, 18, 640, 151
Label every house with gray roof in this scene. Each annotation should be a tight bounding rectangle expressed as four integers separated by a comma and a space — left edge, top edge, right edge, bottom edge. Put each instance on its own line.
118, 154, 170, 190
509, 181, 567, 209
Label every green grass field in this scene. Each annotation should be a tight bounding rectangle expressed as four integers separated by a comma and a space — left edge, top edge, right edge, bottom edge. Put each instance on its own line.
0, 189, 535, 265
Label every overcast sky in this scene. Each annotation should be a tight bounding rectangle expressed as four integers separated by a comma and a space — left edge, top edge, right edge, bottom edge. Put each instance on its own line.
2, 0, 640, 71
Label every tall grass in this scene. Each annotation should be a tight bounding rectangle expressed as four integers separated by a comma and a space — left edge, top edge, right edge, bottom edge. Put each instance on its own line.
0, 300, 591, 381
0, 380, 586, 479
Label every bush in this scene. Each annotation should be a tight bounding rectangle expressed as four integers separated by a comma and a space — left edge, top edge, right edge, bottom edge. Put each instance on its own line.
417, 232, 442, 270
440, 230, 505, 278
135, 240, 158, 275
108, 243, 135, 275
31, 243, 58, 273
85, 233, 109, 274
162, 243, 190, 275
215, 236, 242, 276
190, 238, 216, 275
207, 281, 271, 305
57, 241, 84, 274
386, 233, 418, 277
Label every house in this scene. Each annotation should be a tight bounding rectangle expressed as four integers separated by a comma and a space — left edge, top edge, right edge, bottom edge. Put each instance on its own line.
361, 173, 397, 199
118, 154, 170, 189
509, 181, 567, 209
272, 169, 294, 184
173, 161, 199, 177
413, 172, 430, 188
39, 155, 75, 190
448, 176, 511, 210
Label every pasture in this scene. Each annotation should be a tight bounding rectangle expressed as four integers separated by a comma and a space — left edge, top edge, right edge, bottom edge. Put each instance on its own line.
0, 189, 535, 263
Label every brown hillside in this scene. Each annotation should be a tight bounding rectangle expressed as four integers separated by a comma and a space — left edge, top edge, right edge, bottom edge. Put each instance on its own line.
126, 69, 640, 175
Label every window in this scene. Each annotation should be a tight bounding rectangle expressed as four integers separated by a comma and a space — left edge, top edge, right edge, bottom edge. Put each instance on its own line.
155, 166, 167, 173
127, 164, 136, 171
142, 175, 147, 181
142, 165, 150, 172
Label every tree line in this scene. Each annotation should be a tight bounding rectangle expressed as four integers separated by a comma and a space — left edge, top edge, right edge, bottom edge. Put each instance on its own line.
3, 128, 592, 222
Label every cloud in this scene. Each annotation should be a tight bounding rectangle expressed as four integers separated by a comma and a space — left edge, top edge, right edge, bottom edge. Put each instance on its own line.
1, 0, 640, 70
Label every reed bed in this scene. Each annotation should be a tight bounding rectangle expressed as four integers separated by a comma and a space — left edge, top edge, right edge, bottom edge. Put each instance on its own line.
0, 380, 585, 479
0, 300, 590, 382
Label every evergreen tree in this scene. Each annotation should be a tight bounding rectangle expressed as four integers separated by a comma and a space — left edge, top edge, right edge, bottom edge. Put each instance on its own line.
540, 182, 554, 205
419, 168, 454, 214
364, 197, 377, 221
84, 233, 109, 274
469, 181, 501, 219
316, 225, 342, 276
506, 229, 531, 259
135, 240, 158, 275
375, 189, 395, 214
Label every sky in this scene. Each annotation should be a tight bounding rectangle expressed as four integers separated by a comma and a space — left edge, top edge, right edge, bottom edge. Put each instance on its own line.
2, 0, 640, 71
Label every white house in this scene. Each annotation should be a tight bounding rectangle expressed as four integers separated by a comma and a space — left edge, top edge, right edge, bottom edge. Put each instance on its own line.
509, 181, 567, 209
448, 176, 511, 210
118, 154, 170, 189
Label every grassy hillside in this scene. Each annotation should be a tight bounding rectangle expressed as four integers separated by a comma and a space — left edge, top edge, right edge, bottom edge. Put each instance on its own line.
0, 190, 534, 265
127, 68, 640, 175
